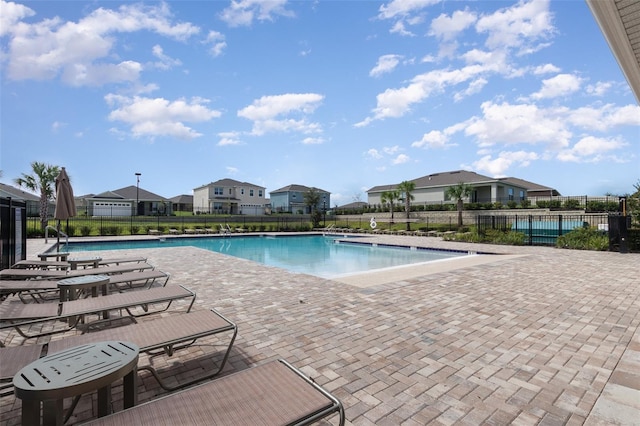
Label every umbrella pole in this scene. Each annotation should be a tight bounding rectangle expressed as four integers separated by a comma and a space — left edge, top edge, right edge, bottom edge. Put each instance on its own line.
57, 220, 61, 252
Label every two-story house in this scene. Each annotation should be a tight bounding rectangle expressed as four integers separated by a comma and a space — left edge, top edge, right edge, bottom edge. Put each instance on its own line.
270, 184, 330, 214
193, 179, 267, 215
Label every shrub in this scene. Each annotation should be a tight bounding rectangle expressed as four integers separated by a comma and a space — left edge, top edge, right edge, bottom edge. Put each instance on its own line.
131, 225, 140, 235
482, 229, 526, 245
506, 201, 517, 209
556, 227, 608, 251
564, 199, 581, 210
80, 226, 92, 237
520, 199, 531, 208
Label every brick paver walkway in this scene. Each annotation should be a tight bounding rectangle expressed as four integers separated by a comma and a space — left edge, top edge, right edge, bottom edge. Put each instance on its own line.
1, 235, 638, 425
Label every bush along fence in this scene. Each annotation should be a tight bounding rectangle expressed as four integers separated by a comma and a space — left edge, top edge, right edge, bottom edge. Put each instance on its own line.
477, 213, 638, 252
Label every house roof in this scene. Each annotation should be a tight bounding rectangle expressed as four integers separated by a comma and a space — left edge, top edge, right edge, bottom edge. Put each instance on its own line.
587, 0, 640, 104
0, 182, 40, 201
368, 170, 559, 194
270, 184, 330, 194
193, 178, 265, 191
169, 194, 193, 203
498, 177, 560, 196
368, 170, 496, 192
91, 186, 168, 201
338, 201, 368, 210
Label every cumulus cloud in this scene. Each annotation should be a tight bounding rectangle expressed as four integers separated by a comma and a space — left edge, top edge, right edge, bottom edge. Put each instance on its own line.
151, 45, 182, 70
1, 1, 199, 86
530, 73, 582, 99
557, 136, 628, 163
302, 137, 324, 145
204, 31, 227, 57
219, 0, 294, 27
392, 154, 411, 165
218, 131, 243, 146
475, 0, 555, 53
471, 150, 539, 176
370, 54, 403, 78
105, 94, 221, 140
411, 130, 449, 149
365, 148, 383, 159
237, 93, 324, 136
464, 101, 572, 149
429, 8, 476, 41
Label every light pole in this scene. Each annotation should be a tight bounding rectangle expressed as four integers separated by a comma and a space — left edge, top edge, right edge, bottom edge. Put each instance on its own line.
135, 173, 141, 216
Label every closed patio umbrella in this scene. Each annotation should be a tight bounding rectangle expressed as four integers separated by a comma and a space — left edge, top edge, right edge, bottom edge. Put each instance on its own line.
54, 167, 76, 251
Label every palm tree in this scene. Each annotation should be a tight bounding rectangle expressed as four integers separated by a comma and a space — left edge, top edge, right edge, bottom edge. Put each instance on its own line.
397, 180, 416, 231
381, 189, 399, 224
445, 182, 473, 229
14, 162, 61, 231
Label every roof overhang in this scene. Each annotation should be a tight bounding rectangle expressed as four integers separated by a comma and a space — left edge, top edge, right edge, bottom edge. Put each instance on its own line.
587, 0, 640, 104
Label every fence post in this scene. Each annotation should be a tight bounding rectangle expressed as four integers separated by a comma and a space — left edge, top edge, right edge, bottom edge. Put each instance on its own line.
528, 215, 533, 246
558, 214, 563, 238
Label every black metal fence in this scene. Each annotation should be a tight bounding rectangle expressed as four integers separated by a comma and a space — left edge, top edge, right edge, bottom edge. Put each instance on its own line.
477, 214, 610, 246
28, 215, 319, 237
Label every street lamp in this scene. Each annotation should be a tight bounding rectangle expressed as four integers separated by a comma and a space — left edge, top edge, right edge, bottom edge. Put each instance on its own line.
135, 173, 141, 216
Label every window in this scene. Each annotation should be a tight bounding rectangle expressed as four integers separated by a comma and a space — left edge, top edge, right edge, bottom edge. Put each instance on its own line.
508, 188, 514, 201
228, 188, 233, 195
519, 190, 525, 200
259, 190, 263, 197
250, 189, 254, 196
241, 188, 245, 195
214, 187, 223, 195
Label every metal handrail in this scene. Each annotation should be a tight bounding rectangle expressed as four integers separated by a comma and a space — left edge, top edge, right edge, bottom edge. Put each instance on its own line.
45, 225, 68, 246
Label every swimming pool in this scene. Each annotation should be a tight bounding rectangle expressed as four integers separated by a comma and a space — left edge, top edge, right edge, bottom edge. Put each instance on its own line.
62, 235, 470, 279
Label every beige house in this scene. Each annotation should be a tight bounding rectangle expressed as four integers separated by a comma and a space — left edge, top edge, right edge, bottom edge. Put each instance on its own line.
367, 170, 553, 207
193, 179, 268, 215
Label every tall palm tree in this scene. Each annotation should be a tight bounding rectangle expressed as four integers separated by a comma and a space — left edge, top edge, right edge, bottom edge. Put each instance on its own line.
381, 189, 399, 223
397, 180, 416, 231
14, 162, 61, 231
445, 182, 473, 228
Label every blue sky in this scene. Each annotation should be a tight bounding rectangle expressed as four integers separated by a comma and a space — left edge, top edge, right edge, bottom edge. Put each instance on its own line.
1, 0, 638, 206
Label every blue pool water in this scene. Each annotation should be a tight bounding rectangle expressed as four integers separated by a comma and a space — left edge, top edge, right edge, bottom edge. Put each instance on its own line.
62, 235, 468, 279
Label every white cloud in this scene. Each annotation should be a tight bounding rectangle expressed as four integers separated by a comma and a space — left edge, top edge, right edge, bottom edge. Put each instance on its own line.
226, 166, 239, 174
370, 54, 403, 78
429, 9, 476, 41
302, 137, 324, 145
586, 81, 612, 97
378, 0, 439, 20
2, 2, 199, 85
530, 73, 582, 100
411, 130, 449, 149
0, 0, 35, 37
475, 0, 555, 53
52, 121, 66, 132
356, 65, 491, 125
533, 63, 560, 75
557, 136, 628, 163
204, 31, 227, 57
383, 145, 401, 155
151, 45, 182, 70
471, 150, 539, 176
219, 0, 294, 27
566, 104, 640, 131
464, 101, 572, 149
238, 93, 324, 136
392, 154, 410, 165
365, 148, 383, 159
105, 94, 221, 140
218, 131, 243, 146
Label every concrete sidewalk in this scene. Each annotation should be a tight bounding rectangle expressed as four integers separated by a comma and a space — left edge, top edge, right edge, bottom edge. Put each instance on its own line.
1, 235, 638, 425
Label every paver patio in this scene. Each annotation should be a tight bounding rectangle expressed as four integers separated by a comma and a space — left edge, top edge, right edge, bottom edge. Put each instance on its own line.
1, 235, 638, 425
